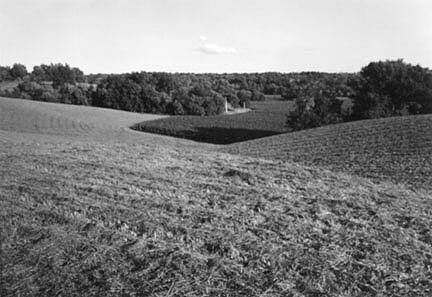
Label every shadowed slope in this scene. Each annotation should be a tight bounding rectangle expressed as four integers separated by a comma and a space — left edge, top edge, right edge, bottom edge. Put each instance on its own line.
225, 114, 432, 189
132, 100, 294, 144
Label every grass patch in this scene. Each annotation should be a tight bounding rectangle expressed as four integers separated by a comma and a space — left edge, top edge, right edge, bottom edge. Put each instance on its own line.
132, 100, 294, 144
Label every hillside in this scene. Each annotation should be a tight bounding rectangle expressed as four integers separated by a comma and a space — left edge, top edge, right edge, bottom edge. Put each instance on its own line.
0, 96, 165, 136
225, 114, 432, 189
0, 97, 211, 149
1, 97, 432, 296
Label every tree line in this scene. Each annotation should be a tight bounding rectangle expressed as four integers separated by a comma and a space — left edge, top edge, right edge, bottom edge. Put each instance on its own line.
0, 63, 354, 116
1, 60, 431, 130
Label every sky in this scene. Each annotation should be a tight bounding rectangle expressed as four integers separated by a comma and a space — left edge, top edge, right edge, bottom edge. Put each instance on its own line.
0, 0, 431, 74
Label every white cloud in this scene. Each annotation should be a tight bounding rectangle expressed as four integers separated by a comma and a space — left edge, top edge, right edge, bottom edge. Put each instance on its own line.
197, 37, 237, 55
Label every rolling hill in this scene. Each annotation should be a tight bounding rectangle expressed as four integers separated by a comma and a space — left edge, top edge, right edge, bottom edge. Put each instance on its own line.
225, 114, 432, 189
1, 97, 431, 296
0, 96, 212, 149
0, 96, 165, 137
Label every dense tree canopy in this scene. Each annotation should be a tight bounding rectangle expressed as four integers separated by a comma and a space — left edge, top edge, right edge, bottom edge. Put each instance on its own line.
286, 84, 344, 131
350, 60, 432, 119
9, 63, 28, 79
32, 63, 85, 86
0, 64, 28, 81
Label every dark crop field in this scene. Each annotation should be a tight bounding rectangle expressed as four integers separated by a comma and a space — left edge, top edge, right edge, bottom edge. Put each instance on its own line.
132, 100, 294, 144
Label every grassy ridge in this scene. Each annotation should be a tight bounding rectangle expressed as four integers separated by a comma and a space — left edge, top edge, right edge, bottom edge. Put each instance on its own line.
226, 114, 432, 189
132, 100, 294, 144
